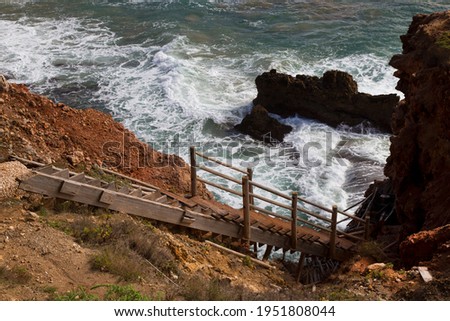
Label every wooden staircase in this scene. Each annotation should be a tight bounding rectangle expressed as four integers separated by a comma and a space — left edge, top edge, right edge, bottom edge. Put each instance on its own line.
13, 153, 368, 283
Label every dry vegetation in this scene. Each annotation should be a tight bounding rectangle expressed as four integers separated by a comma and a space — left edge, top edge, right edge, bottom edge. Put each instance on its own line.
2, 193, 449, 301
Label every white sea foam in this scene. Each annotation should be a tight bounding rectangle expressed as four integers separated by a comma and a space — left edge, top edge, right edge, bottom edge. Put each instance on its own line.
0, 12, 393, 223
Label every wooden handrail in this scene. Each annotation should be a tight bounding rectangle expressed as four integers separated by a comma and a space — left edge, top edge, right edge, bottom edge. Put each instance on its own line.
337, 229, 365, 242
296, 216, 332, 233
297, 195, 333, 214
242, 176, 251, 241
197, 177, 243, 196
197, 165, 242, 185
329, 206, 338, 259
195, 150, 248, 175
249, 192, 293, 211
336, 210, 365, 224
291, 192, 298, 249
297, 206, 333, 224
190, 146, 197, 197
249, 180, 291, 200
188, 147, 364, 250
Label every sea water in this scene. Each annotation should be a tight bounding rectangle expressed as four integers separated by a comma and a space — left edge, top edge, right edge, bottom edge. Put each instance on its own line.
1, 0, 448, 222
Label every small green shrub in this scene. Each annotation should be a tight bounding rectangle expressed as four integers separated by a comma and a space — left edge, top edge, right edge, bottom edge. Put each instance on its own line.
181, 276, 241, 301
91, 246, 143, 281
127, 233, 178, 275
46, 220, 72, 235
436, 31, 450, 49
242, 256, 254, 269
55, 287, 98, 301
101, 284, 149, 301
358, 241, 387, 262
0, 265, 32, 284
38, 206, 49, 217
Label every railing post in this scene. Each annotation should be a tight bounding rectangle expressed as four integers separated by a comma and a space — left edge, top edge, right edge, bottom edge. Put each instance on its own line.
247, 167, 254, 206
190, 146, 197, 197
329, 205, 338, 260
291, 192, 298, 249
242, 175, 251, 242
365, 214, 371, 240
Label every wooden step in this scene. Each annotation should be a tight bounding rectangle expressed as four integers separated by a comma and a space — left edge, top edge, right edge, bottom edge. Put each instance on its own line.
105, 182, 117, 191
35, 165, 59, 175
69, 173, 86, 182
53, 169, 70, 178
142, 191, 161, 201
155, 195, 168, 203
129, 188, 143, 197
169, 200, 181, 207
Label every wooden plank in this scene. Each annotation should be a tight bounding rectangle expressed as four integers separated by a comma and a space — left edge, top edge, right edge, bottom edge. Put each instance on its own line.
249, 180, 291, 200
118, 186, 130, 194
101, 166, 159, 191
155, 195, 168, 203
198, 165, 242, 185
205, 241, 274, 270
129, 188, 143, 197
142, 191, 160, 201
60, 180, 80, 196
181, 211, 196, 225
69, 173, 86, 182
99, 190, 115, 205
86, 179, 102, 187
297, 206, 333, 224
53, 169, 69, 178
262, 245, 273, 261
418, 267, 433, 283
329, 205, 337, 259
35, 165, 59, 175
106, 182, 116, 191
162, 190, 197, 208
190, 146, 197, 197
197, 177, 242, 196
195, 151, 247, 175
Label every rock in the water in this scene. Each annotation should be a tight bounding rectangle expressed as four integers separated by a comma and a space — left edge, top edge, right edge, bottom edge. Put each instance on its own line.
235, 105, 292, 142
253, 69, 399, 133
385, 10, 450, 235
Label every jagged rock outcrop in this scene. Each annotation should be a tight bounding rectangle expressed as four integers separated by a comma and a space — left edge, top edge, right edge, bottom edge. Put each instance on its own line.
253, 69, 399, 132
385, 11, 450, 236
235, 105, 292, 142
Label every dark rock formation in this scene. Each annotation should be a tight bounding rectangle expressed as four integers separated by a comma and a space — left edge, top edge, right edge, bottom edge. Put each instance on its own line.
235, 105, 292, 142
253, 69, 399, 133
385, 11, 450, 236
399, 224, 450, 268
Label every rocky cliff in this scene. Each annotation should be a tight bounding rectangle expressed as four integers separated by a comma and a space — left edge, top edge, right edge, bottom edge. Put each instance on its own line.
252, 69, 399, 133
0, 77, 210, 197
385, 11, 450, 236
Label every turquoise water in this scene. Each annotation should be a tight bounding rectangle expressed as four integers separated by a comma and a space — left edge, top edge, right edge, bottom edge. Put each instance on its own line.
1, 0, 449, 220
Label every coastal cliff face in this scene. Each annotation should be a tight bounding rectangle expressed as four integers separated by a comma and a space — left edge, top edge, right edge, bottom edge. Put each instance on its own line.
0, 78, 209, 197
386, 11, 450, 236
252, 69, 399, 133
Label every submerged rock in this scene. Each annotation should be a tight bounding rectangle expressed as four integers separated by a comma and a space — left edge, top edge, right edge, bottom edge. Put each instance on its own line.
235, 105, 292, 142
253, 69, 399, 133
